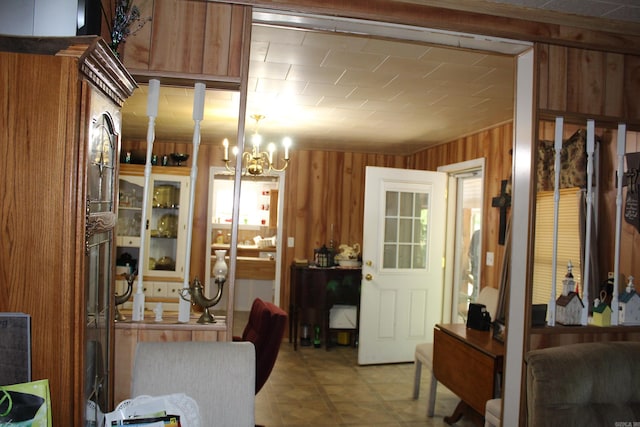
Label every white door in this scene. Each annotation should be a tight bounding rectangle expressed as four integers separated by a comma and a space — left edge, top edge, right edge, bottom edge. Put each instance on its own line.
358, 166, 447, 365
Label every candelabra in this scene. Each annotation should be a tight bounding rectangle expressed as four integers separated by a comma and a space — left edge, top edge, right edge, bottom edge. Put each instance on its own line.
114, 272, 135, 322
180, 249, 228, 323
180, 276, 225, 324
222, 114, 291, 175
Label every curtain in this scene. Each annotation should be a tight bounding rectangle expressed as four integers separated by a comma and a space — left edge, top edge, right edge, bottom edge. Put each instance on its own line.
536, 129, 588, 192
579, 190, 600, 308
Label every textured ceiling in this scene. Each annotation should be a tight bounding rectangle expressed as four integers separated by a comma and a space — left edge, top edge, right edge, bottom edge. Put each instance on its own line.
120, 1, 638, 155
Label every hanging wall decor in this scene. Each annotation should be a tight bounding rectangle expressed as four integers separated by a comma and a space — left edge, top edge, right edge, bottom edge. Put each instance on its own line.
491, 179, 511, 245
624, 153, 640, 232
535, 128, 600, 192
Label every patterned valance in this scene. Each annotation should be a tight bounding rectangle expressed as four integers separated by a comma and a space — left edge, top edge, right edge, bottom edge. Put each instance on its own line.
536, 129, 592, 192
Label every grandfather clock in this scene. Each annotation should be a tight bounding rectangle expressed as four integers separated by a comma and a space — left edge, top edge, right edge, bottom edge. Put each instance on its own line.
0, 36, 136, 425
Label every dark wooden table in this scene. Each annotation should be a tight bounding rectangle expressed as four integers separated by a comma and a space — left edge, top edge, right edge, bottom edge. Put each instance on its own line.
433, 323, 504, 426
289, 264, 361, 350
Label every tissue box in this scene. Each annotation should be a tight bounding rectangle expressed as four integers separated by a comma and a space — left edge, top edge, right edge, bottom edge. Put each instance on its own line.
329, 305, 357, 329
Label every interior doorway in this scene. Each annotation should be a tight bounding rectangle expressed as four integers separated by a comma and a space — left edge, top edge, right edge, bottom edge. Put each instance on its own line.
205, 167, 285, 315
439, 158, 485, 323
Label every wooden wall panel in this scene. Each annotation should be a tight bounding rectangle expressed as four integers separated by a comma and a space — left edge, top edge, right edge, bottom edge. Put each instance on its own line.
199, 2, 252, 79
537, 43, 640, 123
407, 124, 514, 292
117, 0, 153, 69
120, 0, 249, 80
203, 3, 233, 76
625, 55, 640, 120
149, 0, 207, 74
279, 150, 407, 314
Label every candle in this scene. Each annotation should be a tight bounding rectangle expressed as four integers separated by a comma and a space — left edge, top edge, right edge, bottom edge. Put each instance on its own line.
146, 79, 160, 117
267, 142, 275, 164
223, 138, 229, 161
192, 82, 205, 121
283, 137, 292, 160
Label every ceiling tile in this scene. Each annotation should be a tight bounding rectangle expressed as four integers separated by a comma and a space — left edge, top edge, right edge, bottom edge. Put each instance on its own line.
321, 49, 387, 71
337, 69, 397, 88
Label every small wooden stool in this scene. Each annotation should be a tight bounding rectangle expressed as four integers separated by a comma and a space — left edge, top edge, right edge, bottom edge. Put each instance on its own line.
413, 342, 437, 417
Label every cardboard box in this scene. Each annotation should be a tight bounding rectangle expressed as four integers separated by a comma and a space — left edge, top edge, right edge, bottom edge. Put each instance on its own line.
329, 305, 357, 329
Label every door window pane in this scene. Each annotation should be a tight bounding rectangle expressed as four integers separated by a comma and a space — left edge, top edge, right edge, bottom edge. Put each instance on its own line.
383, 189, 429, 269
384, 218, 397, 242
385, 191, 398, 216
383, 244, 397, 268
399, 218, 413, 243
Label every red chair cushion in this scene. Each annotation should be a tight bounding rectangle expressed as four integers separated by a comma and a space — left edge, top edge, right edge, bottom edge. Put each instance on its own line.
240, 298, 288, 394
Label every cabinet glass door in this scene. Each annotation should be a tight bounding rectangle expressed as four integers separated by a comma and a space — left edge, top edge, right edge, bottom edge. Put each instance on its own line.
117, 176, 144, 263
85, 111, 117, 424
145, 175, 188, 278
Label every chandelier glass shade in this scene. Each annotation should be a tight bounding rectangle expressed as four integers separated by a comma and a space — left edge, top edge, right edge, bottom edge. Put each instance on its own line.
222, 114, 291, 175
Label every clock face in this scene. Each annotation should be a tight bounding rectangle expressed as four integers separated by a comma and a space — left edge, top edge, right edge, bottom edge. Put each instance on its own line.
87, 112, 117, 214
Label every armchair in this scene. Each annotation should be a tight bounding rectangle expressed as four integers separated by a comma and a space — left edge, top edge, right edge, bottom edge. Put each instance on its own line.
131, 341, 255, 426
235, 298, 287, 394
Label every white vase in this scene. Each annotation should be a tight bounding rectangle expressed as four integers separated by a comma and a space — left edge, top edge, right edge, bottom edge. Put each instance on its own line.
213, 249, 228, 282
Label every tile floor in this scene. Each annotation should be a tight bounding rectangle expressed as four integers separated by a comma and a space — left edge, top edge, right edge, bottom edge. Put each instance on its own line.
250, 331, 477, 426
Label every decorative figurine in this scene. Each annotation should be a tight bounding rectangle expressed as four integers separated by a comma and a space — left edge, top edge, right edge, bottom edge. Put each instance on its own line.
555, 261, 584, 325
154, 302, 164, 322
592, 291, 612, 327
619, 276, 640, 325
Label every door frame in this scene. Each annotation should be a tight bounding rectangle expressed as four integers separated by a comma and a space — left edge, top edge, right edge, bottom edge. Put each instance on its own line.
438, 158, 486, 323
205, 166, 286, 308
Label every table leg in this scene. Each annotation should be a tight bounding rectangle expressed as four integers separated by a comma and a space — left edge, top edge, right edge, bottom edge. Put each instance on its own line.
289, 303, 294, 344
444, 401, 484, 427
293, 306, 299, 351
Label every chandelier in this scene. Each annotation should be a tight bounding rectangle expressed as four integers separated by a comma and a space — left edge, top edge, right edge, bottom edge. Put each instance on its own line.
222, 114, 291, 175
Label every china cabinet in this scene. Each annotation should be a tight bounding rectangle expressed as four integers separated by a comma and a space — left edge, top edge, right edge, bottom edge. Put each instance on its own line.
116, 164, 190, 308
0, 36, 136, 425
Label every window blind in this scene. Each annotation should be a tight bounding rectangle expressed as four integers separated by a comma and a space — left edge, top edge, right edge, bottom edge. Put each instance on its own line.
532, 188, 583, 305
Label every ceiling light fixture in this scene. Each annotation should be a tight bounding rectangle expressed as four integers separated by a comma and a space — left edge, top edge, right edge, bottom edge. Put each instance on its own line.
222, 114, 291, 175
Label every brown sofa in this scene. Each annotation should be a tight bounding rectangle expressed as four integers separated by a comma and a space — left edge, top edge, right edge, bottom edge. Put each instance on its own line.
525, 341, 640, 427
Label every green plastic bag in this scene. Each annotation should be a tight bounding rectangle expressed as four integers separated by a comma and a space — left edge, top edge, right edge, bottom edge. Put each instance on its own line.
0, 379, 52, 426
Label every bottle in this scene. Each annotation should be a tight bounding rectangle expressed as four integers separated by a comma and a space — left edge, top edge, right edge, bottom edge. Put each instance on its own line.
313, 325, 321, 348
301, 324, 311, 346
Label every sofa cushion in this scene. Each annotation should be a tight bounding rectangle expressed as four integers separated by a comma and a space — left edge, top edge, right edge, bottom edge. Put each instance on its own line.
525, 341, 640, 427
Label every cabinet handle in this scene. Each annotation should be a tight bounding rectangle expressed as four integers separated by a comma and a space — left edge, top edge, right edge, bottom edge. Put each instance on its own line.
146, 219, 149, 230
365, 273, 373, 281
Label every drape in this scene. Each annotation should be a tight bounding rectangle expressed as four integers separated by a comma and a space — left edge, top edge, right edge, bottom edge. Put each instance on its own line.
536, 129, 588, 192
579, 190, 600, 308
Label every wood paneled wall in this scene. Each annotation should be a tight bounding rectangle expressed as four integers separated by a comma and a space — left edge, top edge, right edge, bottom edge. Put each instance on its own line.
408, 123, 514, 292
280, 150, 407, 312
537, 43, 640, 124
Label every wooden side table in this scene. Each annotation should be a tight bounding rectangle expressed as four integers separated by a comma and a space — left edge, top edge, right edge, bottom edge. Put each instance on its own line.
433, 323, 504, 426
289, 264, 361, 350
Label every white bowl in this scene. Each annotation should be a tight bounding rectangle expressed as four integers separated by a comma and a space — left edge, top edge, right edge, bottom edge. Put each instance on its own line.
337, 259, 361, 268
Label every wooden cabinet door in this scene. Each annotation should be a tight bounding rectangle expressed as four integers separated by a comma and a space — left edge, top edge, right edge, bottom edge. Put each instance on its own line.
123, 0, 250, 80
